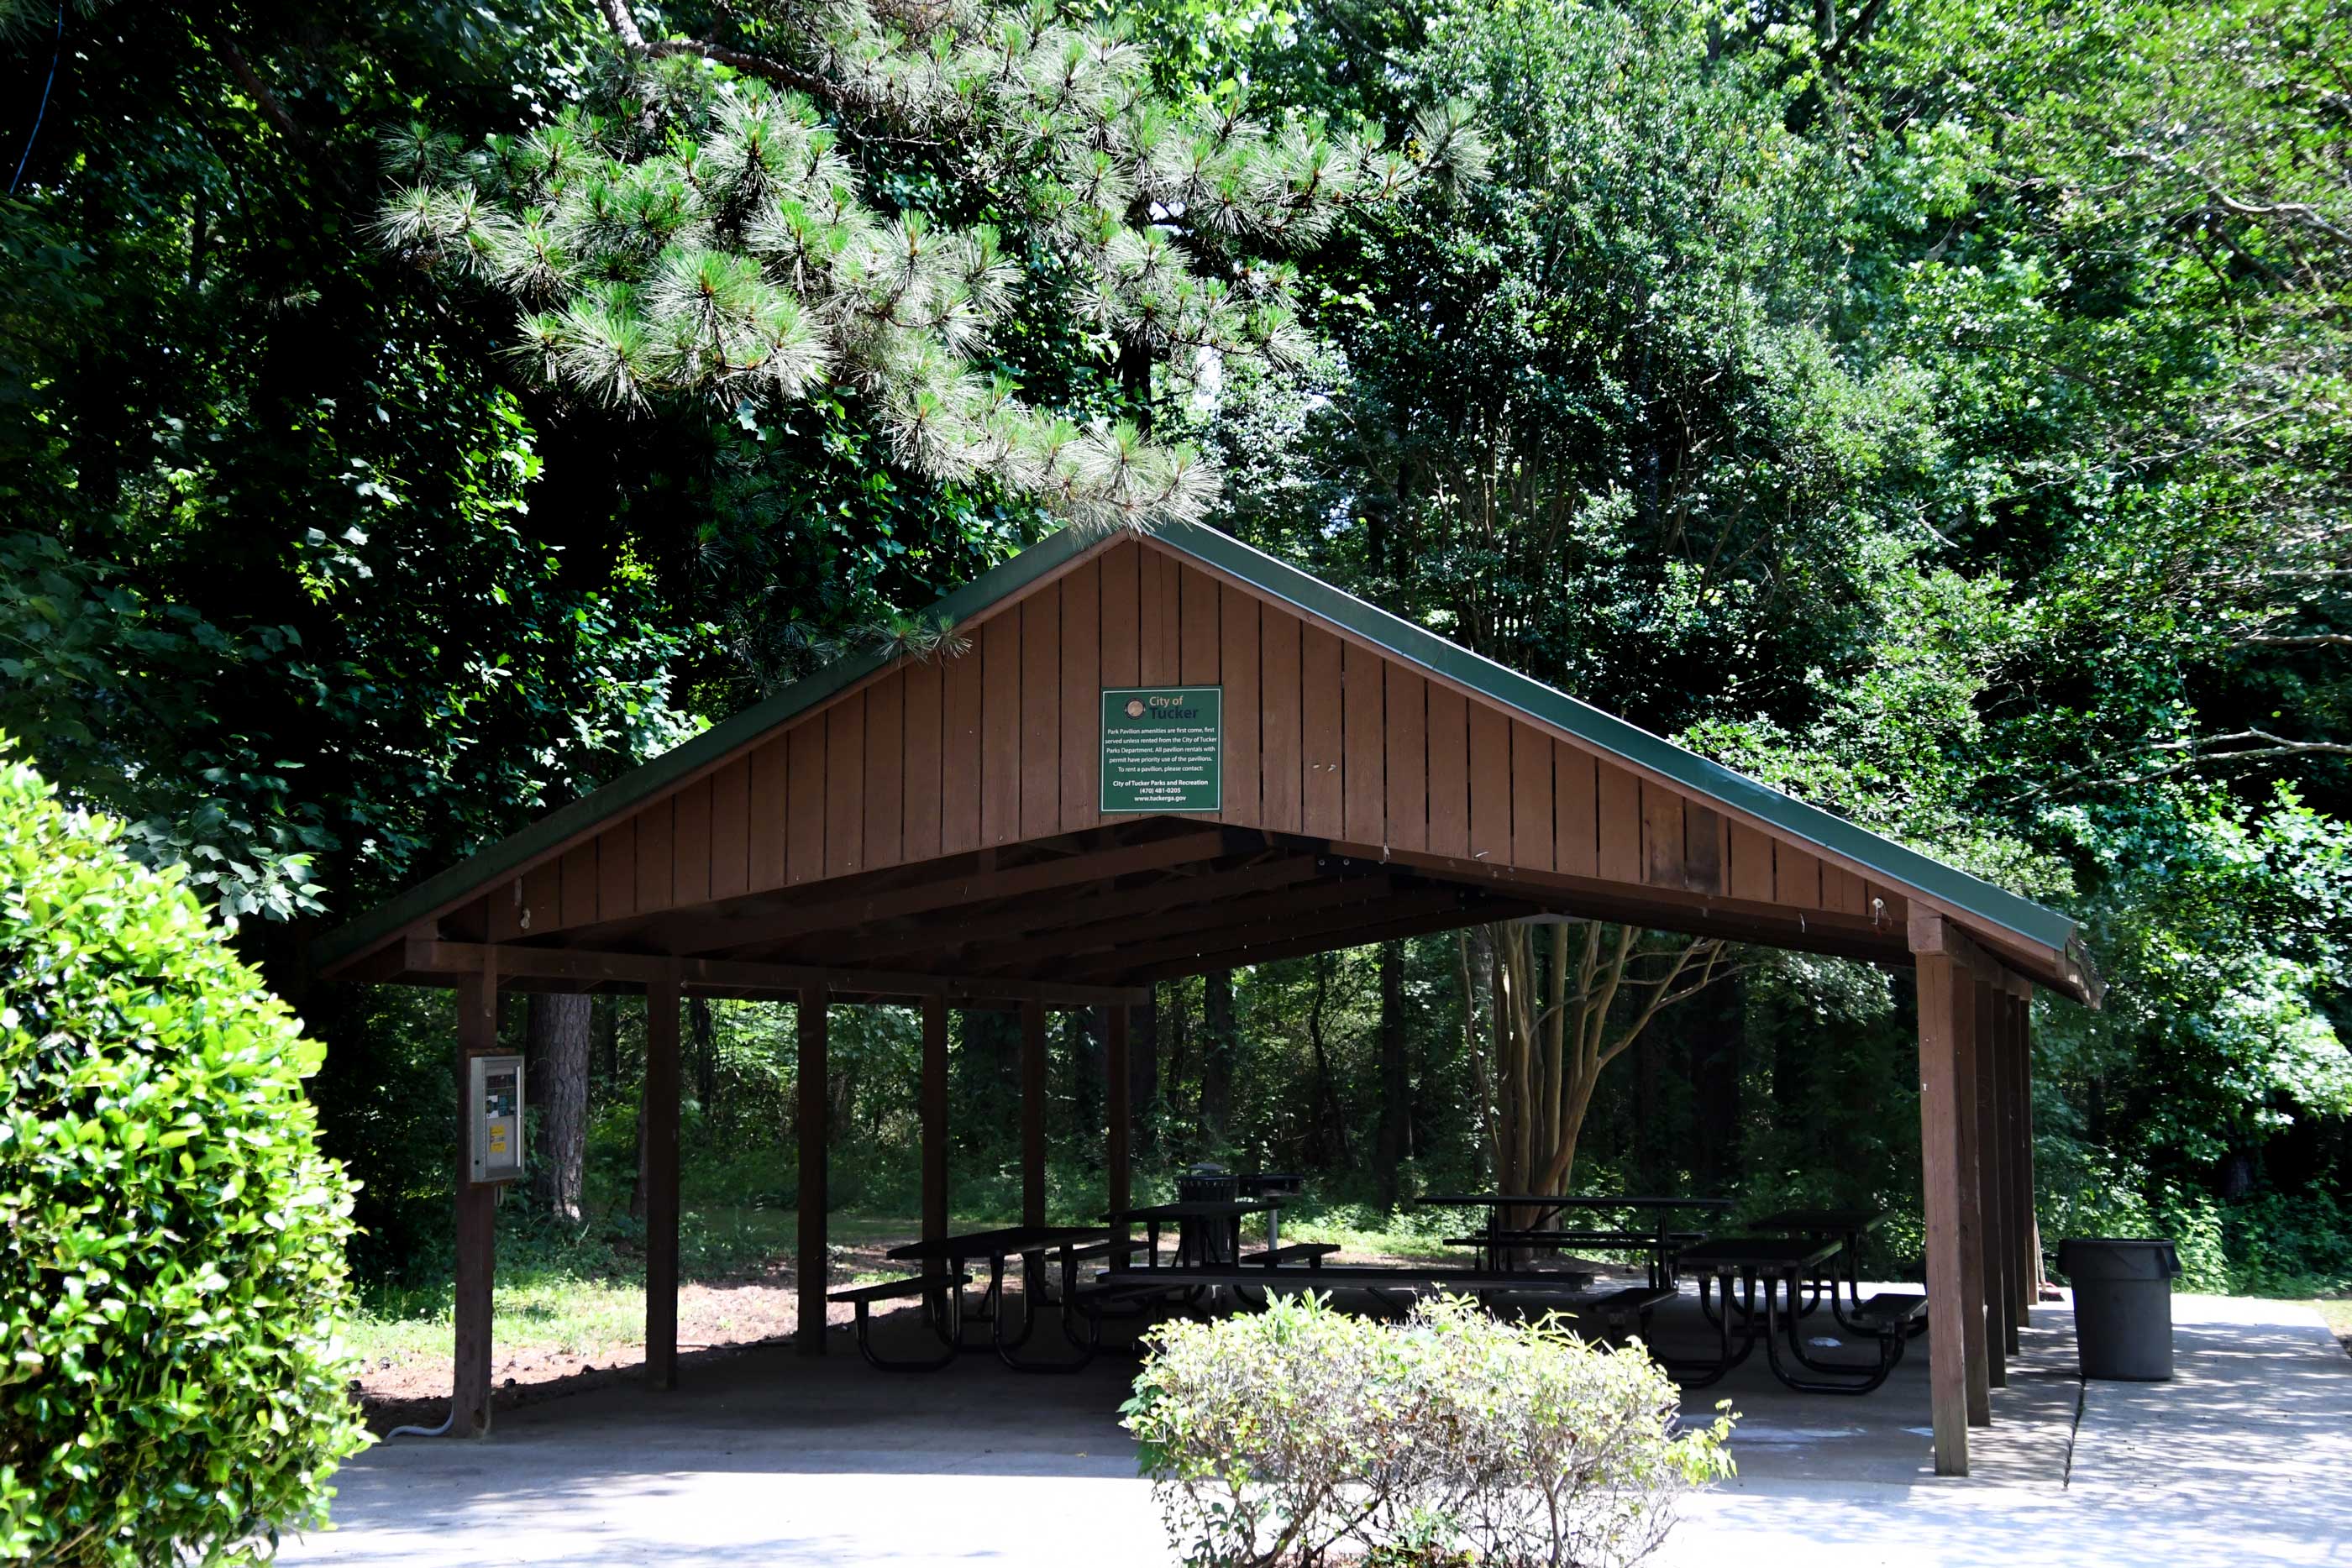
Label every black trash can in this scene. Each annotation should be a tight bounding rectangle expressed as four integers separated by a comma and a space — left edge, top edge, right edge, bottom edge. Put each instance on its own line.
1176, 1163, 1237, 1204
2058, 1237, 2182, 1381
1174, 1164, 1239, 1266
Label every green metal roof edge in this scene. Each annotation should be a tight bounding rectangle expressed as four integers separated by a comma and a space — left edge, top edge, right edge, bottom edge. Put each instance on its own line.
1151, 522, 2082, 957
308, 524, 1098, 974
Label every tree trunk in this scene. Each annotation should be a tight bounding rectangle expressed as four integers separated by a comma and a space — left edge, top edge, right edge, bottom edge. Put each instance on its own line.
1307, 952, 1351, 1168
1478, 920, 1730, 1214
1131, 986, 1160, 1152
689, 995, 717, 1122
629, 999, 651, 1224
1772, 1002, 1806, 1135
527, 993, 590, 1224
1200, 970, 1236, 1146
1375, 941, 1411, 1207
1635, 1027, 1661, 1190
592, 992, 619, 1089
1070, 1008, 1105, 1162
1458, 930, 1499, 1184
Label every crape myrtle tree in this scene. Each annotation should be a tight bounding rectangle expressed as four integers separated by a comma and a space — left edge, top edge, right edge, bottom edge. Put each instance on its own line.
1469, 920, 1735, 1210
379, 0, 1488, 534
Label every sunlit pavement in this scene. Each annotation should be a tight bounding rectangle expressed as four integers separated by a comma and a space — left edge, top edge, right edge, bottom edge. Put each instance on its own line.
281, 1291, 2351, 1566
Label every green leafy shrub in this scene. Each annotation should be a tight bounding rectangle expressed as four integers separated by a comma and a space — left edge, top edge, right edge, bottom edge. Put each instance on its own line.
0, 753, 370, 1563
1124, 1293, 1733, 1568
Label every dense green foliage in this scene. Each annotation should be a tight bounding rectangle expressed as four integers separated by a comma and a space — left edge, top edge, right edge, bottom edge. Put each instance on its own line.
3, 0, 2347, 1322
0, 751, 367, 1563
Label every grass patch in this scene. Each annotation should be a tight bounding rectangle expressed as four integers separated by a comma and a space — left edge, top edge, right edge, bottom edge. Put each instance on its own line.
349, 1275, 650, 1366
1281, 1204, 1460, 1261
343, 1204, 989, 1366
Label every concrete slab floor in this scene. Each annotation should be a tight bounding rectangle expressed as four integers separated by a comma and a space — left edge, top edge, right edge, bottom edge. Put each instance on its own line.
281, 1290, 2350, 1567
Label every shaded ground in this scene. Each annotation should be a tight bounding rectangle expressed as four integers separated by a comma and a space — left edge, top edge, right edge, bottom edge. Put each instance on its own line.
294, 1290, 2352, 1566
353, 1230, 1461, 1433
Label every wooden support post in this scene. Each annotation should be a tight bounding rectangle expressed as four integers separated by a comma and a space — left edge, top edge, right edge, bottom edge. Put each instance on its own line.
921, 993, 948, 1281
453, 962, 498, 1439
2018, 989, 2048, 1297
1912, 915, 1972, 1476
644, 978, 681, 1390
1105, 1004, 1132, 1241
1021, 999, 1047, 1228
1974, 976, 2009, 1387
1999, 983, 2029, 1341
1947, 963, 1985, 1429
798, 983, 829, 1355
1952, 964, 1992, 1425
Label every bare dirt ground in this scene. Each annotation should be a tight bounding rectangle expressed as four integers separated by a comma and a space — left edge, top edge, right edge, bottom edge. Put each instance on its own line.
354, 1234, 911, 1434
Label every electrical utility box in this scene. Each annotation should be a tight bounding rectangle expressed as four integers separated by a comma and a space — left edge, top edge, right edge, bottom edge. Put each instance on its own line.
468, 1053, 526, 1184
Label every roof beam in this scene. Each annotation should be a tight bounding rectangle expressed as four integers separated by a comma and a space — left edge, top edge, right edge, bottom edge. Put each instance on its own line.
925, 868, 1399, 975
638, 826, 1238, 957
1105, 898, 1546, 984
396, 939, 1147, 1008
791, 851, 1323, 967
1055, 884, 1484, 982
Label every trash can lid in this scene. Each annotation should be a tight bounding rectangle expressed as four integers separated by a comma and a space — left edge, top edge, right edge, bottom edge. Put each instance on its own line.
2057, 1236, 2183, 1281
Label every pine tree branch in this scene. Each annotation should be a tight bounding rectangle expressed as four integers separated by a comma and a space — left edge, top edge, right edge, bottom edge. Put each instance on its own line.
596, 0, 837, 104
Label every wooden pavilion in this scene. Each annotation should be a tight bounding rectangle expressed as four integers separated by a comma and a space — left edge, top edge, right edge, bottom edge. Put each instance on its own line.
313, 521, 2101, 1475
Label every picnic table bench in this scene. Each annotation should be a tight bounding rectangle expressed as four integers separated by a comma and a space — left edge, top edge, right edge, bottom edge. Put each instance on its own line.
830, 1272, 972, 1372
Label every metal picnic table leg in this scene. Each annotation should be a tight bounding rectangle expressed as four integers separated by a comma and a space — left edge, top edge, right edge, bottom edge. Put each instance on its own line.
996, 1251, 1038, 1351
994, 1245, 1100, 1373
1657, 1266, 1756, 1388
1761, 1267, 1901, 1394
945, 1254, 996, 1347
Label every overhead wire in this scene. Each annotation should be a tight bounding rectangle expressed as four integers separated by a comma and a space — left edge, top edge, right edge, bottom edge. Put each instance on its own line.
9, 0, 65, 196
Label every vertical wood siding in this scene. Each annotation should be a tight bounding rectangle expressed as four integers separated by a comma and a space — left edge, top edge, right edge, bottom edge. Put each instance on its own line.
1221, 587, 1260, 824
1060, 562, 1101, 834
499, 540, 1883, 937
709, 755, 749, 903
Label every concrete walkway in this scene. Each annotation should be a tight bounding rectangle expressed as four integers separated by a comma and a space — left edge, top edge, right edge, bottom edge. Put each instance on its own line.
284, 1291, 2351, 1566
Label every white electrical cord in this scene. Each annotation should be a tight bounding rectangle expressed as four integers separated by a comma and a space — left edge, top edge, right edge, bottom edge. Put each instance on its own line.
384, 1407, 457, 1440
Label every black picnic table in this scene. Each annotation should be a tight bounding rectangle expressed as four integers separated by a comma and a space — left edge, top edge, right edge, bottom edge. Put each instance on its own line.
1415, 1193, 1732, 1286
885, 1225, 1109, 1371
1657, 1234, 1917, 1394
1749, 1208, 1893, 1322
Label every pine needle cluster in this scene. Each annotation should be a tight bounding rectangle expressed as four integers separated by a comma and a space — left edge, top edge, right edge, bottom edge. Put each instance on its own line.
375, 0, 1483, 533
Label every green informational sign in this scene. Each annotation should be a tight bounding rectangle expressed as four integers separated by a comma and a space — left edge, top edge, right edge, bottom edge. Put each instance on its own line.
1101, 687, 1223, 812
